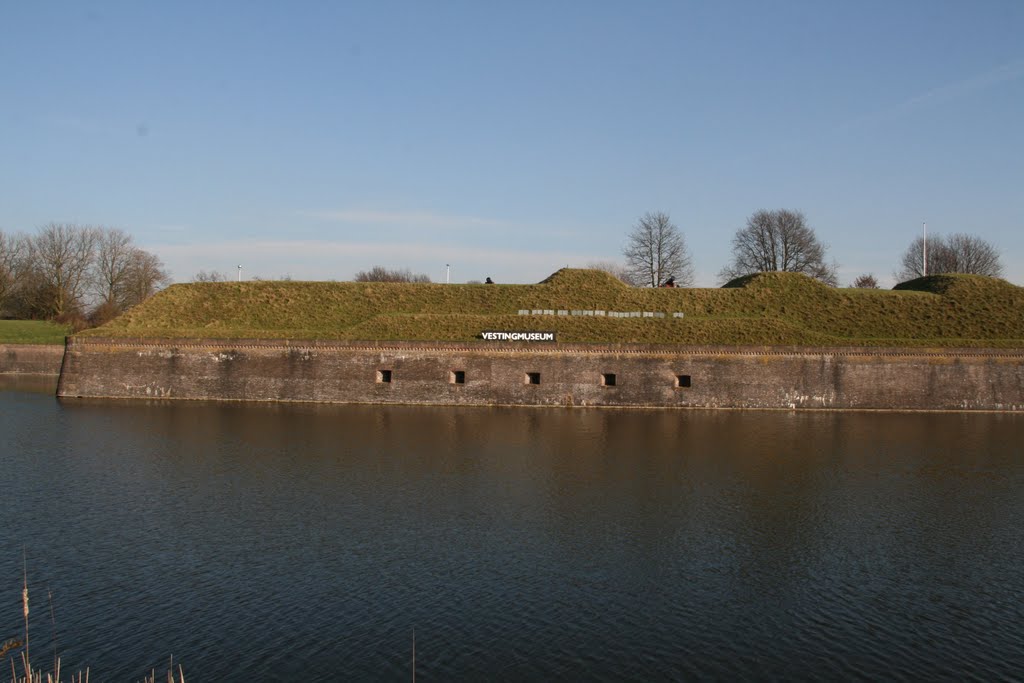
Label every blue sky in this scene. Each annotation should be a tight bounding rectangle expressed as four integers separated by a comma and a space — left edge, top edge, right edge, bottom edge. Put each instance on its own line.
2, 1, 1022, 286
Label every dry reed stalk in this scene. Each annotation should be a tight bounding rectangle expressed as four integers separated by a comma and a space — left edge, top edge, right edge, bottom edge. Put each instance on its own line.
138, 658, 183, 683
11, 569, 172, 683
22, 555, 29, 675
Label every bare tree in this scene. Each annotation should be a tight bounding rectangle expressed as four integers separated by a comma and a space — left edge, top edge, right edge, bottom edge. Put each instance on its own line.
93, 227, 135, 309
719, 209, 837, 286
942, 233, 1002, 277
622, 212, 694, 287
895, 233, 1002, 281
30, 223, 100, 319
354, 266, 431, 283
896, 236, 931, 281
193, 270, 226, 283
852, 273, 879, 289
122, 248, 171, 307
90, 243, 172, 325
585, 261, 633, 285
0, 230, 28, 313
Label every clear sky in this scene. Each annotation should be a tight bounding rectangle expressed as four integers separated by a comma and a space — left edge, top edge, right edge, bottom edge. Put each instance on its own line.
2, 1, 1022, 287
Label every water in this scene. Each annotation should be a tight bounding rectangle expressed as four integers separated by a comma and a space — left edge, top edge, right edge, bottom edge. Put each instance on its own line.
2, 378, 1023, 680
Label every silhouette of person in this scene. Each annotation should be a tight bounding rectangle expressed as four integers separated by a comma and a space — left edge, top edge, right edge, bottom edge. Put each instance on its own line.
485, 277, 494, 284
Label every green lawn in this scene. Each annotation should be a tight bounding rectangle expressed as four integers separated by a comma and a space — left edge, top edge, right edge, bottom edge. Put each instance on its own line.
0, 320, 71, 345
77, 269, 1024, 347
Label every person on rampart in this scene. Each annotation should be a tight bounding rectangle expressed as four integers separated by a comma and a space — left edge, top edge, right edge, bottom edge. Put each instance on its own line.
661, 276, 675, 288
485, 277, 494, 284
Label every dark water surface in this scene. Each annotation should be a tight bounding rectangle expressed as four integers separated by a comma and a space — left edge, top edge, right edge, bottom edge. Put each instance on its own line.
2, 378, 1023, 680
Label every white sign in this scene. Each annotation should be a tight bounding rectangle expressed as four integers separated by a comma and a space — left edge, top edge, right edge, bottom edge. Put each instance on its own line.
480, 331, 556, 342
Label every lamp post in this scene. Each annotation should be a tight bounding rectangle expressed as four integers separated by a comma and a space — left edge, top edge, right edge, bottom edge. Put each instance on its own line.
446, 264, 450, 284
237, 265, 242, 282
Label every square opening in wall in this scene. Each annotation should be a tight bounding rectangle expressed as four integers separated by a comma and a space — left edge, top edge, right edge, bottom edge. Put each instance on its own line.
526, 372, 541, 385
377, 369, 393, 383
450, 370, 466, 384
676, 374, 691, 388
601, 373, 616, 387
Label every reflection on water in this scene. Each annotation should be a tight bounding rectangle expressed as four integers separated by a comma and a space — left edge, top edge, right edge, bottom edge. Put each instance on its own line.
1, 381, 1022, 679
0, 373, 58, 394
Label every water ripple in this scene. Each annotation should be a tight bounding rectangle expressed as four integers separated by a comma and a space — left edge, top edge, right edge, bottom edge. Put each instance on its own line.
1, 388, 1022, 679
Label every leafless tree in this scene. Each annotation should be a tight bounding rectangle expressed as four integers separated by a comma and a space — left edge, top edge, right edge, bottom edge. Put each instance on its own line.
585, 261, 633, 285
896, 236, 932, 281
93, 227, 135, 309
622, 212, 694, 287
30, 223, 100, 319
122, 248, 171, 307
719, 209, 838, 286
895, 233, 1002, 281
852, 273, 879, 289
0, 230, 29, 313
943, 233, 1002, 277
193, 270, 226, 283
91, 245, 172, 325
354, 266, 431, 283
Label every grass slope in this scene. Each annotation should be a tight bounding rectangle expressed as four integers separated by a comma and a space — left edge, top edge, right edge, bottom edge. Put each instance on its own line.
0, 320, 71, 345
80, 269, 1024, 347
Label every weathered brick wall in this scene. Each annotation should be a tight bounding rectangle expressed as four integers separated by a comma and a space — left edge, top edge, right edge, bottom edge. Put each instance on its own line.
57, 338, 1024, 411
0, 344, 66, 375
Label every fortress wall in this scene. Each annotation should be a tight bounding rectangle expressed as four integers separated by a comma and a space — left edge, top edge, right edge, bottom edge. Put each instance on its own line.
1, 343, 66, 375
57, 338, 1024, 411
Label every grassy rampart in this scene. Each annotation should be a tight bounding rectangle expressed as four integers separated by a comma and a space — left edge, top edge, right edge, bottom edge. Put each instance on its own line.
78, 269, 1024, 347
0, 320, 71, 345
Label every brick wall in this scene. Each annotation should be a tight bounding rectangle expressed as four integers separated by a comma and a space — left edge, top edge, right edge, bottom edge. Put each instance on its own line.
0, 344, 66, 375
56, 338, 1024, 411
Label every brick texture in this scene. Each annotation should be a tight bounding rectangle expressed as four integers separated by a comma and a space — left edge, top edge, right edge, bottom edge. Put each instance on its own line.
57, 338, 1024, 411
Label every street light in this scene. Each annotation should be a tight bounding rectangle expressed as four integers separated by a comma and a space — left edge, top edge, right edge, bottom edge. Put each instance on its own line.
237, 265, 242, 282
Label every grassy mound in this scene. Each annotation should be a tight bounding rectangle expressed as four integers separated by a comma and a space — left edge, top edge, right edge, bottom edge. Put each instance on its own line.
79, 269, 1024, 347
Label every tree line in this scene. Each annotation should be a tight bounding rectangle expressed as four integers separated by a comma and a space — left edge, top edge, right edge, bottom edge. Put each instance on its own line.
615, 209, 1004, 288
0, 223, 171, 326
1, 215, 1006, 328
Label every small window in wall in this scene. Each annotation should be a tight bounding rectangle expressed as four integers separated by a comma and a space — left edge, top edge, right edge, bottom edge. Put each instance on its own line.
526, 372, 541, 385
377, 369, 393, 384
450, 370, 466, 385
676, 374, 691, 388
601, 373, 616, 387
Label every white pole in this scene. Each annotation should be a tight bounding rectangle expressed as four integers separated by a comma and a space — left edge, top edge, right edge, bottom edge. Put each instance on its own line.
922, 222, 927, 277
237, 264, 242, 282
446, 264, 450, 284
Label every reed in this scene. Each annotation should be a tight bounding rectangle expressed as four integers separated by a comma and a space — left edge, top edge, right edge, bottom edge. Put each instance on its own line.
6, 574, 182, 683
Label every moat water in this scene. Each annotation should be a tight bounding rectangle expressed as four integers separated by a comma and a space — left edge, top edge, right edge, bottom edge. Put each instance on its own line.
2, 376, 1022, 680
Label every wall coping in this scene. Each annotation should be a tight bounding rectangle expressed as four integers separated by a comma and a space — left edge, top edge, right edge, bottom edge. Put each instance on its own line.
65, 337, 1024, 360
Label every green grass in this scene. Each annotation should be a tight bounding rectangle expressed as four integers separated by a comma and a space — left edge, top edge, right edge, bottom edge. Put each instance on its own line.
0, 320, 71, 344
78, 269, 1024, 347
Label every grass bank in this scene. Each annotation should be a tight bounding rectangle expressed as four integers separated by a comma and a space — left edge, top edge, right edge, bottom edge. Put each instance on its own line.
79, 269, 1024, 347
0, 320, 70, 345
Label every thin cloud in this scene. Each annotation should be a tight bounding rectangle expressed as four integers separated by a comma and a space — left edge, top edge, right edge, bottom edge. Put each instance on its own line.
301, 209, 505, 230
842, 58, 1024, 130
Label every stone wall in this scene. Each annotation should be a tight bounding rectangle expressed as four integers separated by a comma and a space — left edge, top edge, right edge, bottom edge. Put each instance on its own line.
57, 338, 1024, 411
1, 344, 66, 375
